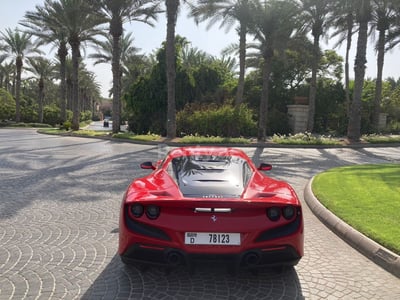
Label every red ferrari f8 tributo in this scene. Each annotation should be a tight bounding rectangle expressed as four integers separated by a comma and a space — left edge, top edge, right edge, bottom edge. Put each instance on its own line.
119, 146, 303, 271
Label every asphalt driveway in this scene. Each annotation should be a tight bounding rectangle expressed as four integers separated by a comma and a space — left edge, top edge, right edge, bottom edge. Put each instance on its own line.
0, 128, 399, 299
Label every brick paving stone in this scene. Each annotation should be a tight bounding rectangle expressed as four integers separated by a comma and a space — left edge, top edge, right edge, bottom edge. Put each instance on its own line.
0, 129, 399, 299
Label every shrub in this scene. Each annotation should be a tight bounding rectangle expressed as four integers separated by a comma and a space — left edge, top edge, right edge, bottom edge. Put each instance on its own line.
43, 105, 61, 126
267, 108, 290, 135
61, 121, 72, 131
177, 103, 257, 137
272, 132, 341, 145
80, 110, 92, 122
0, 88, 15, 120
21, 106, 38, 123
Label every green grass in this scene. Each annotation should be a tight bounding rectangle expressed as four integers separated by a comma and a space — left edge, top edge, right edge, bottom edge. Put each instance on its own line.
74, 129, 112, 136
362, 134, 400, 144
312, 164, 400, 255
38, 128, 111, 137
39, 128, 162, 142
113, 132, 161, 142
37, 128, 65, 135
1, 122, 52, 128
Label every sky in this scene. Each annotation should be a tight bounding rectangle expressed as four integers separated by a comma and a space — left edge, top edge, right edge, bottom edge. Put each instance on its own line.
1, 1, 399, 98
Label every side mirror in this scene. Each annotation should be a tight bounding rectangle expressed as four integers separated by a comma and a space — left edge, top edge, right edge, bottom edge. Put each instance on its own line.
258, 163, 272, 171
140, 161, 156, 170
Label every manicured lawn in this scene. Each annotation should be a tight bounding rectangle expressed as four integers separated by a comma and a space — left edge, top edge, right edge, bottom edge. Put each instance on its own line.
312, 164, 400, 255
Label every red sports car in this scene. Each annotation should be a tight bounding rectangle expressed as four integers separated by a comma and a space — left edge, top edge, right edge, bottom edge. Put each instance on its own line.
119, 146, 303, 271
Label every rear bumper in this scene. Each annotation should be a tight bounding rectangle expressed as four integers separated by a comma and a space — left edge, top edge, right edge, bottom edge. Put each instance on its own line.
120, 243, 301, 269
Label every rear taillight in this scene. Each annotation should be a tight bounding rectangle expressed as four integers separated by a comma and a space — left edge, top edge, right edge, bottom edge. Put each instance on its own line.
282, 205, 296, 220
146, 205, 160, 220
130, 204, 144, 218
130, 203, 160, 220
266, 205, 297, 221
266, 207, 281, 221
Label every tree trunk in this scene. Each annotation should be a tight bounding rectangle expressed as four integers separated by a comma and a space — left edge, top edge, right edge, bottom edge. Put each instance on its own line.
344, 13, 353, 116
70, 41, 81, 131
38, 77, 44, 123
347, 5, 369, 142
258, 52, 273, 142
307, 28, 321, 133
58, 42, 68, 123
15, 56, 22, 122
372, 26, 386, 131
235, 23, 246, 106
66, 77, 72, 111
111, 16, 123, 134
166, 0, 179, 139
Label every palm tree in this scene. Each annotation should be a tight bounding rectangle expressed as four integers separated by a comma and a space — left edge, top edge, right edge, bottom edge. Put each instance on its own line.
249, 0, 301, 141
21, 0, 70, 123
78, 68, 101, 113
0, 28, 42, 122
299, 0, 333, 132
330, 0, 357, 116
0, 54, 11, 90
190, 0, 257, 106
26, 56, 56, 123
121, 52, 153, 94
165, 0, 181, 139
370, 0, 397, 131
347, 0, 372, 141
89, 0, 161, 134
181, 45, 212, 69
89, 32, 141, 96
90, 32, 139, 67
386, 4, 400, 49
46, 0, 105, 130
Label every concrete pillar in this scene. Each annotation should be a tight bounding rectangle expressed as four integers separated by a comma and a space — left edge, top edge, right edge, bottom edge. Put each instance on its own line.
378, 113, 388, 130
287, 105, 309, 133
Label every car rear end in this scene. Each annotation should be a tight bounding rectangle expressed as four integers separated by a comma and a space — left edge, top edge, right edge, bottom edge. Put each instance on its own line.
119, 197, 303, 269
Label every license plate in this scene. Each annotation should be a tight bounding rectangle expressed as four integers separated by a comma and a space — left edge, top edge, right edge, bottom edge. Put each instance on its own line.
185, 232, 241, 245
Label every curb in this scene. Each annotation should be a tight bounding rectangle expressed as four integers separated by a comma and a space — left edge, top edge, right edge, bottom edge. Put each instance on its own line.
304, 177, 400, 279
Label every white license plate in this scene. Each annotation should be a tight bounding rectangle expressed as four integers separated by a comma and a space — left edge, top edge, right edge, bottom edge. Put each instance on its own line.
185, 232, 241, 245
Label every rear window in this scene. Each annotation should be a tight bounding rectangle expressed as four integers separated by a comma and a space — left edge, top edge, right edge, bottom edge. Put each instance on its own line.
167, 155, 253, 197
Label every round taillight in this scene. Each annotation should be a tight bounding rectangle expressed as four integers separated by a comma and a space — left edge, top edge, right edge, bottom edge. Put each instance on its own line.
267, 207, 280, 221
146, 205, 160, 220
282, 205, 295, 220
130, 204, 144, 218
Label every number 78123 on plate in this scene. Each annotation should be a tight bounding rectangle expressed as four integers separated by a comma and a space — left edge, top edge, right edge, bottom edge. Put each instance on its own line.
185, 232, 241, 245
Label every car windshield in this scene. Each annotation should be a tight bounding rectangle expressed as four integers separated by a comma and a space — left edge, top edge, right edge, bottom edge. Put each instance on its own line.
168, 155, 253, 198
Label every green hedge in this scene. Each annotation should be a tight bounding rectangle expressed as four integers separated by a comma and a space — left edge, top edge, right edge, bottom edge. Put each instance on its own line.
80, 110, 92, 122
177, 103, 257, 137
0, 88, 15, 120
43, 105, 61, 126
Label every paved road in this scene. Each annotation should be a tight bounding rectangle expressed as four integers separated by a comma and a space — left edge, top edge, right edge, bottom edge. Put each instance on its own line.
84, 121, 128, 132
0, 128, 399, 300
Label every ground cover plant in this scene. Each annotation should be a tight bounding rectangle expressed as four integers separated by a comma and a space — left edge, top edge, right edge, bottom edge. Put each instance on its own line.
312, 164, 400, 255
179, 134, 251, 144
272, 132, 342, 145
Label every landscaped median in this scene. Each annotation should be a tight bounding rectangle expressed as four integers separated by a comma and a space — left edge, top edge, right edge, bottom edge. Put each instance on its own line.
35, 128, 400, 146
306, 164, 400, 277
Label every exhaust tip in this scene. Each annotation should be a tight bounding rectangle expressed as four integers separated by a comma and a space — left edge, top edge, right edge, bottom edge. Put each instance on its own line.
243, 252, 261, 267
165, 251, 183, 266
